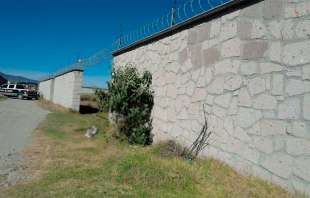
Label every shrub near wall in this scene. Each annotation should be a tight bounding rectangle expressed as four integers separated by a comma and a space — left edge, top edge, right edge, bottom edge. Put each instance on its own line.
95, 89, 108, 112
108, 65, 154, 145
113, 0, 310, 194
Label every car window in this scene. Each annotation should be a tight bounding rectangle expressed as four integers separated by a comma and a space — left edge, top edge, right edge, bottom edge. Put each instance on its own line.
8, 85, 14, 89
16, 85, 25, 89
1, 84, 7, 88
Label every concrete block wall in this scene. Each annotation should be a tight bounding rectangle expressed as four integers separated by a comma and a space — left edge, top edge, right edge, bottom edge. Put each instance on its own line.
113, 0, 310, 195
38, 80, 53, 101
39, 70, 83, 111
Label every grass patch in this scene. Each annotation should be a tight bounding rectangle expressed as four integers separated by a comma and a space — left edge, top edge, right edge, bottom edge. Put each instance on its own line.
0, 95, 7, 101
0, 105, 304, 198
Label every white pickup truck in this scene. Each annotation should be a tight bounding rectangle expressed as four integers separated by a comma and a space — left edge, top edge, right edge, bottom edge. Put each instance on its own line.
0, 83, 38, 100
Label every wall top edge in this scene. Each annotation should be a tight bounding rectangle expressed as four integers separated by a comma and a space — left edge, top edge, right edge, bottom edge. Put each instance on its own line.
112, 0, 255, 57
40, 68, 84, 83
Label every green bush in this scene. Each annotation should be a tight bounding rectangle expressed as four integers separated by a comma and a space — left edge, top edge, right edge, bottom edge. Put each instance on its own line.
107, 65, 154, 145
95, 89, 108, 112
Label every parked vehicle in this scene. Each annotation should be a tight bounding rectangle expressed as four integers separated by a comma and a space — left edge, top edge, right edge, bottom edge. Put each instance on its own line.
0, 83, 38, 100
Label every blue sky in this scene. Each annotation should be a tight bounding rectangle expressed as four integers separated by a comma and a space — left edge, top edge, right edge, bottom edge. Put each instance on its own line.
0, 0, 178, 87
0, 0, 225, 87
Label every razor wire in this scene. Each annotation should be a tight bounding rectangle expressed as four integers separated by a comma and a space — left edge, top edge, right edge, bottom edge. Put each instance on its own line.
41, 0, 234, 81
40, 48, 112, 82
114, 0, 233, 50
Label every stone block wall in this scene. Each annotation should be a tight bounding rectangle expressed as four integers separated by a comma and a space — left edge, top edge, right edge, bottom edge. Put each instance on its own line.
39, 69, 83, 111
113, 0, 310, 195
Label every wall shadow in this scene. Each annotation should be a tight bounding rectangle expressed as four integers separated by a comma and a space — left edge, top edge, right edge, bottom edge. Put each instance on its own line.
79, 105, 99, 114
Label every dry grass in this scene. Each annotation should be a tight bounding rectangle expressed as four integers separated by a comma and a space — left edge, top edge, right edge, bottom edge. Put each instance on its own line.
0, 95, 7, 101
37, 99, 70, 113
0, 103, 305, 198
80, 94, 97, 102
80, 94, 99, 113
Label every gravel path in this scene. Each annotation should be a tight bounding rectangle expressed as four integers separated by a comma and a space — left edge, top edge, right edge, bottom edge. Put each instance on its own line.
0, 99, 49, 187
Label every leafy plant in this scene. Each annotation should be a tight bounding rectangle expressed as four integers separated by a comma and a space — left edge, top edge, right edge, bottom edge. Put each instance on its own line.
107, 65, 154, 145
95, 89, 108, 112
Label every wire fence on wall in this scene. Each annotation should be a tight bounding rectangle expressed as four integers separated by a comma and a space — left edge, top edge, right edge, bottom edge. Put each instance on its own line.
41, 0, 234, 81
112, 0, 234, 51
40, 48, 112, 81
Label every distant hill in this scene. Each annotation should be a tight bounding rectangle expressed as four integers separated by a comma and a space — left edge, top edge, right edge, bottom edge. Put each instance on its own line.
0, 72, 38, 84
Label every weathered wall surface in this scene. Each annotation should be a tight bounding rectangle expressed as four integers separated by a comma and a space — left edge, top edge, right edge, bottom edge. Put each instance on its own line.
39, 70, 83, 111
113, 0, 310, 195
38, 80, 53, 101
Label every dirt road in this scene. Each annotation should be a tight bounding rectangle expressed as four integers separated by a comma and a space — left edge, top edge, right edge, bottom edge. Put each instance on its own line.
0, 99, 48, 187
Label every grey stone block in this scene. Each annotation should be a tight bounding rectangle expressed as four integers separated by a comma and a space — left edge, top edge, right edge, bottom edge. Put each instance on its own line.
282, 41, 310, 66
220, 21, 237, 41
271, 74, 284, 96
238, 19, 252, 40
188, 29, 198, 45
224, 75, 243, 91
179, 48, 188, 64
294, 157, 310, 182
215, 93, 232, 108
260, 119, 287, 136
303, 65, 310, 80
189, 44, 202, 68
304, 94, 310, 120
236, 107, 262, 128
214, 59, 239, 75
261, 153, 293, 179
287, 121, 310, 139
296, 20, 310, 39
242, 41, 268, 60
210, 20, 221, 38
264, 0, 283, 19
241, 2, 264, 18
253, 137, 273, 154
287, 137, 310, 156
207, 77, 224, 94
240, 61, 258, 75
286, 79, 310, 96
238, 87, 252, 107
222, 38, 242, 57
278, 98, 301, 120
197, 23, 210, 43
203, 47, 220, 66
248, 77, 266, 96
260, 62, 283, 74
252, 94, 277, 110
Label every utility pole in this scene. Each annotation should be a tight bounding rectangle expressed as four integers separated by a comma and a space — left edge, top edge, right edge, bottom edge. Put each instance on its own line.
171, 0, 177, 26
